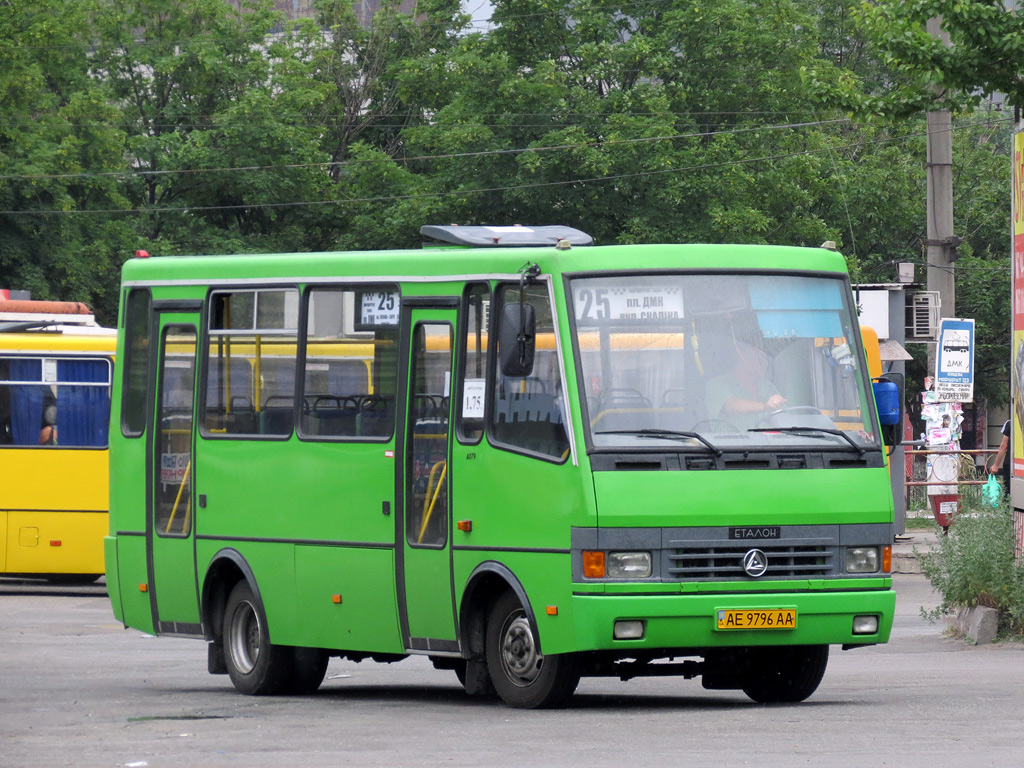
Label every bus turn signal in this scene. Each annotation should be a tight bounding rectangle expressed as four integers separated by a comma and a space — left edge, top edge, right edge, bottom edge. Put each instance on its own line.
582, 551, 606, 578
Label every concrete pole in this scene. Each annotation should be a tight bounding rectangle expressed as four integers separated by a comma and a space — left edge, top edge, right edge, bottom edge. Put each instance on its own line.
925, 17, 956, 374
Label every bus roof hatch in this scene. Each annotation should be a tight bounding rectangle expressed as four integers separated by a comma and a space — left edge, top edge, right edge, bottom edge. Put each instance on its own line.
420, 224, 593, 248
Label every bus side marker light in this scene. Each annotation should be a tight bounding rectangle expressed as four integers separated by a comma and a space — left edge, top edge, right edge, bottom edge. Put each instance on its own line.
457, 520, 472, 532
50, 540, 62, 547
139, 584, 148, 593
582, 551, 606, 579
882, 545, 892, 574
332, 594, 343, 604
546, 606, 558, 616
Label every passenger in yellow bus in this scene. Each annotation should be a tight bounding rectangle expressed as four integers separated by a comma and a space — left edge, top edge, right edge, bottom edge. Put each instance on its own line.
705, 343, 786, 431
39, 404, 57, 446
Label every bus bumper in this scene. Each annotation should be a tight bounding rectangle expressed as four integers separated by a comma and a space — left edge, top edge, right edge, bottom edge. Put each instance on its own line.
569, 587, 896, 651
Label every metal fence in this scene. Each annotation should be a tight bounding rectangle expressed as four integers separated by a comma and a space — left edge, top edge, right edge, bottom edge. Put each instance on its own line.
904, 448, 999, 513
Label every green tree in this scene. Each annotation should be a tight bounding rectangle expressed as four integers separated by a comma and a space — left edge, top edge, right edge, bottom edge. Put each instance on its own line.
0, 0, 132, 321
89, 0, 329, 254
861, 0, 1024, 115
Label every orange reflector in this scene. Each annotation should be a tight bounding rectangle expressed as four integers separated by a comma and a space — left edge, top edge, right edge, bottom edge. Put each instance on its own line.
49, 540, 62, 547
139, 584, 148, 593
582, 550, 606, 578
882, 545, 892, 574
546, 606, 558, 616
332, 594, 342, 604
457, 520, 472, 532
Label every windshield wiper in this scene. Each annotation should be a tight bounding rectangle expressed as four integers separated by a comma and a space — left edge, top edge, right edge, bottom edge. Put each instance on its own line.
594, 429, 723, 457
747, 426, 866, 455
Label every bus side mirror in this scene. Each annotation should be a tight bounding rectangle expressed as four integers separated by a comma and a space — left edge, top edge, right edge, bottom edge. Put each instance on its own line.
499, 303, 536, 377
873, 372, 904, 447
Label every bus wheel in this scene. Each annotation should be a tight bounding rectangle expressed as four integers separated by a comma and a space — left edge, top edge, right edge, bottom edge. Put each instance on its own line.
288, 647, 329, 695
223, 581, 292, 695
485, 592, 580, 709
741, 645, 829, 704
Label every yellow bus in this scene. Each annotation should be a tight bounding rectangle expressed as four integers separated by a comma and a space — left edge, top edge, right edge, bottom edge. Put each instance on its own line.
0, 300, 116, 583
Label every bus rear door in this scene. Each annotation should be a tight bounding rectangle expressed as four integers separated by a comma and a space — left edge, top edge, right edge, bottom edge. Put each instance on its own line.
148, 307, 201, 635
398, 302, 459, 653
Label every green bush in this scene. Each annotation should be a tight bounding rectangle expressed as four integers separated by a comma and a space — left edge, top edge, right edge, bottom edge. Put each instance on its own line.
917, 495, 1024, 637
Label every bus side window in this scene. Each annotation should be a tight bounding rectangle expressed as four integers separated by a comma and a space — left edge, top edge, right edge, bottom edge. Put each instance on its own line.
0, 356, 111, 447
299, 286, 399, 441
203, 288, 298, 437
489, 284, 569, 461
122, 288, 151, 437
457, 283, 490, 444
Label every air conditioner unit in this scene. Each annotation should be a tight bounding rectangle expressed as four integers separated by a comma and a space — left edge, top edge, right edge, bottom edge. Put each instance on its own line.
908, 291, 940, 340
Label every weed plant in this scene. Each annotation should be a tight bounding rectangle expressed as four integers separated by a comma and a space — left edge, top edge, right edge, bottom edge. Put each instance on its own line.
917, 492, 1024, 637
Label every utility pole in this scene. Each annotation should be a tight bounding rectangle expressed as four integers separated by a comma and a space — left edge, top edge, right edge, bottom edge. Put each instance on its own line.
925, 17, 957, 373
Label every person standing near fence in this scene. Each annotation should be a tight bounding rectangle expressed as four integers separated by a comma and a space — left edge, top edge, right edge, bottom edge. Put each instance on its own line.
987, 419, 1011, 489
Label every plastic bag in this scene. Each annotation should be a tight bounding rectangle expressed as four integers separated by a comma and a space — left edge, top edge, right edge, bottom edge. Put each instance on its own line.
982, 474, 1002, 508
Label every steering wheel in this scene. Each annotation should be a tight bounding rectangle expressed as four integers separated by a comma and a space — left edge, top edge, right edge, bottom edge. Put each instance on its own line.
756, 405, 827, 429
691, 419, 741, 434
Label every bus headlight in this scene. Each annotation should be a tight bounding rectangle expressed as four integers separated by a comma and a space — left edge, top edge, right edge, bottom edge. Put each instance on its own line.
607, 551, 652, 578
845, 547, 879, 573
853, 615, 879, 634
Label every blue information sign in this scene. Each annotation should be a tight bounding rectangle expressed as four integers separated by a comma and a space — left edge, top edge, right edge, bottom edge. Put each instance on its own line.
935, 318, 975, 402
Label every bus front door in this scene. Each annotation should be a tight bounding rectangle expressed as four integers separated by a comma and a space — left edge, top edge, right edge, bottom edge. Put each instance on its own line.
147, 312, 201, 635
398, 306, 458, 652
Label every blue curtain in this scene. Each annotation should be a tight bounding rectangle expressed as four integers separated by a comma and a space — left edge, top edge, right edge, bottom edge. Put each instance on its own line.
56, 360, 111, 447
9, 359, 43, 445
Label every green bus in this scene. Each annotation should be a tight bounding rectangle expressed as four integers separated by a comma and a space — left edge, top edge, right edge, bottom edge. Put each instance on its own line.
105, 225, 899, 708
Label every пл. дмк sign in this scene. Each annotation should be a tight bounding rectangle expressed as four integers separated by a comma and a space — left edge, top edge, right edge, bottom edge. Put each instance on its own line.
934, 318, 975, 402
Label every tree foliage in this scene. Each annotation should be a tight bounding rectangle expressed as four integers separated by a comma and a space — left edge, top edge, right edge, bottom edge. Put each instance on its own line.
0, 0, 1013, 412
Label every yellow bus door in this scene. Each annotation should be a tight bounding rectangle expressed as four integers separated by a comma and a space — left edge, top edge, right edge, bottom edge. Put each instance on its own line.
148, 311, 201, 635
398, 303, 459, 653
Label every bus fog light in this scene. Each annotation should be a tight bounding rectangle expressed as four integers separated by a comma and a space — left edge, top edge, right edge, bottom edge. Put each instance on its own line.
607, 551, 652, 578
614, 620, 645, 640
853, 615, 879, 635
845, 547, 879, 573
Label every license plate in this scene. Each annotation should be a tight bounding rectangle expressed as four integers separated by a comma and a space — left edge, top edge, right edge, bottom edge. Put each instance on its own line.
716, 609, 796, 630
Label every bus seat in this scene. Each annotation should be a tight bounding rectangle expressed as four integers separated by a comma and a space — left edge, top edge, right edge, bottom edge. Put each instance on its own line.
599, 388, 652, 411
591, 409, 657, 432
226, 407, 257, 434
306, 395, 360, 436
591, 406, 692, 434
493, 392, 569, 456
259, 408, 293, 435
357, 396, 394, 437
495, 392, 563, 425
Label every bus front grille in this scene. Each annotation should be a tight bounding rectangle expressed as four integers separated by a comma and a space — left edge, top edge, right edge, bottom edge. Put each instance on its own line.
665, 545, 836, 580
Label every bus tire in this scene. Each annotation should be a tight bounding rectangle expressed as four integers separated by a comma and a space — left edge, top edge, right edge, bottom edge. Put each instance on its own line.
223, 580, 292, 695
741, 645, 829, 704
485, 591, 580, 709
288, 647, 329, 695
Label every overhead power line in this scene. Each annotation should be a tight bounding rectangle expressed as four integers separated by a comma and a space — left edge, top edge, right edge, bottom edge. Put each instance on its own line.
0, 129, 971, 216
0, 115, 1011, 217
0, 118, 853, 182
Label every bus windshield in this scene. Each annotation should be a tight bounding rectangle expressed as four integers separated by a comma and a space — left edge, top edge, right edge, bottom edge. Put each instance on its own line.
570, 272, 880, 453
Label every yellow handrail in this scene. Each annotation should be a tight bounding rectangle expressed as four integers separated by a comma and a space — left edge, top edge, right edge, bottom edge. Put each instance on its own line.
417, 460, 448, 543
164, 459, 192, 534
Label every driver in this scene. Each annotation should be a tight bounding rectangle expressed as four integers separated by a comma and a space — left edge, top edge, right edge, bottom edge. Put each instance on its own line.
704, 343, 786, 431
